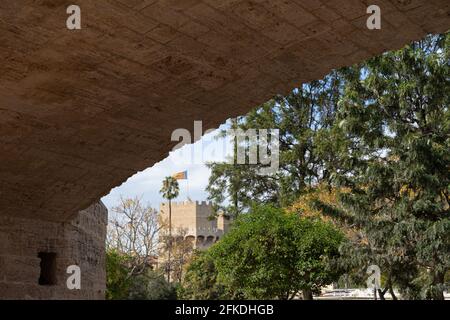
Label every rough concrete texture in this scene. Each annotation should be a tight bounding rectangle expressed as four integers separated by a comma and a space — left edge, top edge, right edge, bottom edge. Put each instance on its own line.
0, 1, 449, 221
0, 202, 107, 299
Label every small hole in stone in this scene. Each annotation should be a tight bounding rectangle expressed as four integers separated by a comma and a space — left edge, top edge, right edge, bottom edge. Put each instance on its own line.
38, 252, 57, 286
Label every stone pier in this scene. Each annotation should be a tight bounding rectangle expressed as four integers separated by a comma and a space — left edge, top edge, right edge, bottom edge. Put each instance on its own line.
0, 202, 107, 299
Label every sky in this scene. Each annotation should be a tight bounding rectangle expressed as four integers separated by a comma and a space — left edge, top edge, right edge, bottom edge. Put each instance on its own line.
101, 122, 232, 212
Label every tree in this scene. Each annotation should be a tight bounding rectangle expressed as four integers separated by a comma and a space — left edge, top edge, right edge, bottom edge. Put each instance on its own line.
106, 249, 177, 300
107, 196, 160, 275
209, 205, 344, 299
160, 176, 180, 282
106, 197, 163, 299
333, 33, 449, 299
206, 71, 345, 216
179, 251, 235, 300
128, 269, 177, 300
106, 249, 134, 300
160, 227, 195, 283
290, 185, 401, 299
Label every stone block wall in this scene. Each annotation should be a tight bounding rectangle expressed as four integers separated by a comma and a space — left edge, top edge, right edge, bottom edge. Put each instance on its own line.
159, 201, 233, 254
0, 202, 107, 299
159, 201, 228, 239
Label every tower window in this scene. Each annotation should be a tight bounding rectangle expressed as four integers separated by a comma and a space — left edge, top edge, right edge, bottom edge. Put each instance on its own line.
38, 252, 57, 286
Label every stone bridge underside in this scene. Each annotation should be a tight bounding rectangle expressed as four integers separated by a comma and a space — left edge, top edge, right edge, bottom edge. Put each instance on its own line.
1, 0, 449, 221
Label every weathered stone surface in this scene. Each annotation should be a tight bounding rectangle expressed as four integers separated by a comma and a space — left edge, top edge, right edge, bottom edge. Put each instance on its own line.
159, 200, 231, 245
0, 202, 107, 299
0, 1, 449, 221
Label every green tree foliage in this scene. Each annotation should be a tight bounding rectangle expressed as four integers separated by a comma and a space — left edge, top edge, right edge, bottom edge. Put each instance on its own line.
106, 249, 176, 300
204, 32, 448, 300
128, 270, 177, 300
332, 33, 449, 299
207, 205, 344, 299
106, 249, 133, 300
207, 71, 345, 216
179, 252, 235, 300
160, 176, 180, 201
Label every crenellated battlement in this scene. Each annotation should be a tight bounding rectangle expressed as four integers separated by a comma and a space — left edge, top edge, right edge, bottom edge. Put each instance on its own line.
159, 199, 231, 254
196, 200, 211, 206
159, 198, 233, 262
160, 200, 212, 208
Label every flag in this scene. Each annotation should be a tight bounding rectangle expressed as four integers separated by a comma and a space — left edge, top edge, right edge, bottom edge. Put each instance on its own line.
172, 171, 188, 180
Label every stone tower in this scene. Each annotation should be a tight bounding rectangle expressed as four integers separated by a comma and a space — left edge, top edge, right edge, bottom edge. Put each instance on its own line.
159, 200, 231, 251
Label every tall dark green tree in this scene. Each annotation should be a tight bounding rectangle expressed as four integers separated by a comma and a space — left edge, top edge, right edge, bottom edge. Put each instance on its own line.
207, 71, 345, 216
333, 33, 449, 299
205, 31, 449, 299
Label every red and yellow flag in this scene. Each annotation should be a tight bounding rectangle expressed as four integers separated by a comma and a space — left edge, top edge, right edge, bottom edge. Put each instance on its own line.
172, 171, 188, 180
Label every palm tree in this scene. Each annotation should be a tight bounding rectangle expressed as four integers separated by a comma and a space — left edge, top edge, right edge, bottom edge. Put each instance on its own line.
159, 176, 179, 282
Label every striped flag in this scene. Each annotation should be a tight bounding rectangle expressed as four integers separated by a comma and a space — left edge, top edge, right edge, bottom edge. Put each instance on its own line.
172, 171, 188, 180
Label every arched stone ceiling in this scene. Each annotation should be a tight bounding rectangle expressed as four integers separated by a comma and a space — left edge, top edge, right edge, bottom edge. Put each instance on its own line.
0, 0, 449, 221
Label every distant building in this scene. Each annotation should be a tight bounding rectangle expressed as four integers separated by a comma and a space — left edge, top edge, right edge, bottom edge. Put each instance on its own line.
159, 200, 232, 251
157, 200, 232, 280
